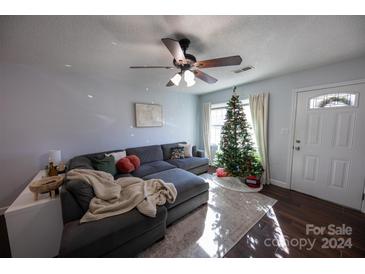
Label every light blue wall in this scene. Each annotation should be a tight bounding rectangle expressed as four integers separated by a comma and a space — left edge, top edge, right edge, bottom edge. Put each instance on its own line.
0, 64, 199, 208
198, 56, 365, 187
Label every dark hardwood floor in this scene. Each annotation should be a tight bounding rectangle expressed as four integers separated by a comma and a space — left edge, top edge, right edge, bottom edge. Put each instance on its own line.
225, 184, 365, 258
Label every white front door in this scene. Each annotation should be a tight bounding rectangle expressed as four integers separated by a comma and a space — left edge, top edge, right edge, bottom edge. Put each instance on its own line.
291, 82, 365, 210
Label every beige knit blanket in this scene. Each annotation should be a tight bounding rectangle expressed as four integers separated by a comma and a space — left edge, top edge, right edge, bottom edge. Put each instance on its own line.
67, 169, 177, 223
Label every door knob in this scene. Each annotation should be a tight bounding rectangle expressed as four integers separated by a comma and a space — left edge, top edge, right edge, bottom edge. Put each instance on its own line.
294, 146, 300, 151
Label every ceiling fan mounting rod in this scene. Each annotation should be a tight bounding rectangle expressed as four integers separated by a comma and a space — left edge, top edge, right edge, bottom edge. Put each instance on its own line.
173, 38, 196, 71
179, 38, 190, 54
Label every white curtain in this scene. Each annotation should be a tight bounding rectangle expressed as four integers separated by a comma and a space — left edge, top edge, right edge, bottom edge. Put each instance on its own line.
202, 102, 212, 164
249, 93, 270, 184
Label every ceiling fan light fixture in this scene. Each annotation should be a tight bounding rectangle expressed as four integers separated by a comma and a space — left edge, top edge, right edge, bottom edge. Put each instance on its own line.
170, 73, 182, 86
184, 70, 195, 82
186, 79, 196, 87
184, 70, 196, 87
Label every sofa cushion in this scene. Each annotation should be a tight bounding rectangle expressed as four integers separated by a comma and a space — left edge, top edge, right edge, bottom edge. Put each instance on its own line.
59, 206, 167, 257
132, 161, 175, 178
166, 157, 209, 171
143, 168, 209, 209
68, 156, 94, 170
126, 145, 163, 164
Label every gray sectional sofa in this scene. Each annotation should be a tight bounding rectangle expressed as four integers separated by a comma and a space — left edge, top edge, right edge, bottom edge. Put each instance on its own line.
59, 142, 209, 257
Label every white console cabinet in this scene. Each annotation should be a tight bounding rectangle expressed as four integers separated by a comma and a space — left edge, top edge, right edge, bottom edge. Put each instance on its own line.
5, 170, 64, 257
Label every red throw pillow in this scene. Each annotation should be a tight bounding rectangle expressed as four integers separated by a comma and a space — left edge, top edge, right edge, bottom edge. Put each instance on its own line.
126, 155, 141, 169
116, 157, 135, 173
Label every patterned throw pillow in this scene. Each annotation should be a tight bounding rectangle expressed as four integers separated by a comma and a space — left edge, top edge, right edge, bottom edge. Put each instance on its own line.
170, 147, 185, 160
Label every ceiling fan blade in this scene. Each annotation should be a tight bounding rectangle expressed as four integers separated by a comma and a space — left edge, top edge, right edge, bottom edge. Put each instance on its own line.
166, 80, 175, 87
195, 55, 242, 68
161, 38, 186, 64
130, 66, 174, 69
193, 69, 218, 84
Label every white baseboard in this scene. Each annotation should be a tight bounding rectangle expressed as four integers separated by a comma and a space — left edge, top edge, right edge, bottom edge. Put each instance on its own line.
270, 179, 290, 189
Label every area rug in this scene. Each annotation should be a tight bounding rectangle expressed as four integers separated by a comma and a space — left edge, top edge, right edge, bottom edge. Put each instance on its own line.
138, 174, 276, 258
200, 173, 263, 192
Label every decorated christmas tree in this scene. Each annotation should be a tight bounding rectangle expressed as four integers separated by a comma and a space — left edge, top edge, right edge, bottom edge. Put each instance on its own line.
215, 87, 262, 178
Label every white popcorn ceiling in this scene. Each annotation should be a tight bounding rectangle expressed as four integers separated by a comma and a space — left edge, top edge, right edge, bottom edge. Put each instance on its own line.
1, 15, 365, 94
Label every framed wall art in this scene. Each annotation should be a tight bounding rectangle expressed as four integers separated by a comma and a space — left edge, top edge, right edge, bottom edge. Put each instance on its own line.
135, 103, 163, 127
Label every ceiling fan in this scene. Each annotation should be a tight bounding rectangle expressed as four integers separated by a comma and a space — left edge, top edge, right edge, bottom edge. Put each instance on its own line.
130, 38, 242, 87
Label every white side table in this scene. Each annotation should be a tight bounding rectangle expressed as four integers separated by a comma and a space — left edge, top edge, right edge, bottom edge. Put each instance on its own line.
5, 170, 64, 257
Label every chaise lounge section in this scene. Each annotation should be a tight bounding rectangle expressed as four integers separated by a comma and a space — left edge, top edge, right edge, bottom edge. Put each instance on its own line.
59, 142, 209, 257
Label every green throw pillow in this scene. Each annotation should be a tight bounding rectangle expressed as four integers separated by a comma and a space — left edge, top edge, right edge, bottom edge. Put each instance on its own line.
92, 155, 117, 175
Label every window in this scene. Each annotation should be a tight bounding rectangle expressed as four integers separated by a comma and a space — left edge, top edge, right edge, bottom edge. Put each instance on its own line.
210, 99, 256, 150
309, 93, 358, 109
210, 104, 226, 147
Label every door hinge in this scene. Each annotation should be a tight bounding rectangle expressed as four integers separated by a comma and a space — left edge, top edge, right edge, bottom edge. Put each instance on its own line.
363, 193, 365, 201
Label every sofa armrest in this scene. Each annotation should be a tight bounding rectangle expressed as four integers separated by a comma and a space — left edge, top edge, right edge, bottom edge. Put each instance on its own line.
194, 149, 205, 158
192, 145, 205, 158
60, 184, 85, 224
67, 156, 94, 170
